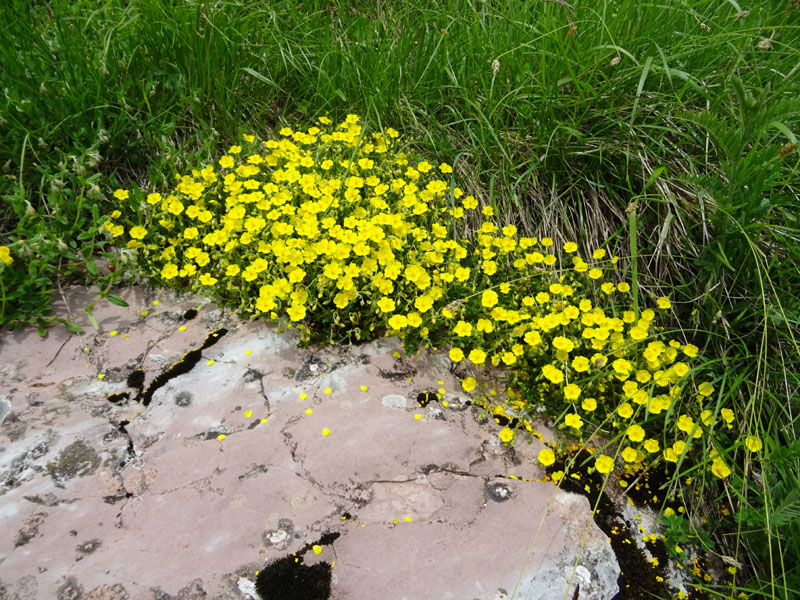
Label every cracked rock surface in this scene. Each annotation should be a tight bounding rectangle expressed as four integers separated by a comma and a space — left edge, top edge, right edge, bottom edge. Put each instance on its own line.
0, 286, 619, 600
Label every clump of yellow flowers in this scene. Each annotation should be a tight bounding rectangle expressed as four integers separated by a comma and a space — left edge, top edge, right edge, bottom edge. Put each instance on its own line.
107, 115, 745, 482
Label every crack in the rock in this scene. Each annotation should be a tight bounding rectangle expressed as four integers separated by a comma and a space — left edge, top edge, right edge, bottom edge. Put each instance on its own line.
244, 368, 272, 417
137, 328, 228, 407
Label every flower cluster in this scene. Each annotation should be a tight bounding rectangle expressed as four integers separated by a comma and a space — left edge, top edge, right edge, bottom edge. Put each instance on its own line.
108, 115, 746, 482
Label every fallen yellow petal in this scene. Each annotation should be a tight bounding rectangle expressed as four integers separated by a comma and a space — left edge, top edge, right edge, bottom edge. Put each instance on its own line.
244, 410, 253, 418
217, 434, 226, 442
305, 408, 313, 415
414, 414, 423, 421
322, 428, 331, 437
244, 350, 252, 356
312, 545, 322, 555
207, 359, 215, 366
324, 387, 332, 395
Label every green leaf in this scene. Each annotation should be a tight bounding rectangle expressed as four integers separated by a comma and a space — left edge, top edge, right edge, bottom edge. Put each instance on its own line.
37, 326, 47, 338
64, 321, 84, 333
86, 312, 99, 330
86, 260, 98, 276
106, 294, 129, 307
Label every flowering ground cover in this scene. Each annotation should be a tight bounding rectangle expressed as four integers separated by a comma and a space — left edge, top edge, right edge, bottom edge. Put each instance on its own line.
1, 1, 799, 598
104, 116, 767, 599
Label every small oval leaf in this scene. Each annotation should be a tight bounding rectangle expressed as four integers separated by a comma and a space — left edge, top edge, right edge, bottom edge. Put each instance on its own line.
106, 294, 129, 307
65, 321, 84, 333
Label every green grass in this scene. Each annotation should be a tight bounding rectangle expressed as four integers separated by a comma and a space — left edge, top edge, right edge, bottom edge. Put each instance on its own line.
1, 0, 799, 597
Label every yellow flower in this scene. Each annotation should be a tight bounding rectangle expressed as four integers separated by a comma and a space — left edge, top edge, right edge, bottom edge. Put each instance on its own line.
0, 246, 13, 266
617, 282, 631, 293
407, 312, 422, 327
161, 263, 179, 280
581, 397, 597, 412
461, 377, 477, 392
377, 297, 396, 313
629, 326, 647, 341
563, 384, 581, 400
541, 364, 564, 385
698, 382, 715, 396
127, 226, 146, 239
452, 320, 473, 337
538, 448, 556, 466
571, 356, 590, 372
414, 295, 434, 313
563, 241, 578, 253
499, 428, 514, 443
388, 314, 408, 329
552, 336, 575, 353
286, 305, 306, 321
469, 348, 487, 365
626, 424, 645, 442
621, 447, 638, 463
745, 435, 763, 452
595, 455, 614, 474
481, 289, 498, 308
711, 458, 731, 478
564, 413, 583, 429
657, 296, 672, 309
643, 438, 660, 453
476, 318, 494, 333
113, 189, 129, 200
449, 347, 464, 362
617, 402, 634, 418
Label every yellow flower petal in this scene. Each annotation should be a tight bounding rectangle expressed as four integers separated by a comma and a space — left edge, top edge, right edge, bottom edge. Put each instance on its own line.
322, 428, 331, 437
244, 410, 253, 418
